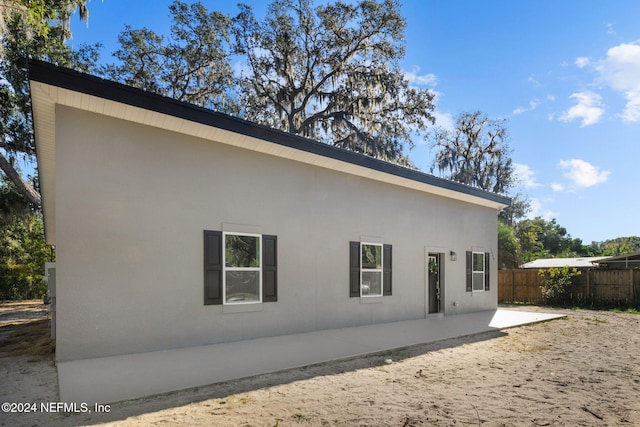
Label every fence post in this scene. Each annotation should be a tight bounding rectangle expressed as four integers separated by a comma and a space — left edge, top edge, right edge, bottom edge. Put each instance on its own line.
512, 269, 515, 303
586, 268, 591, 302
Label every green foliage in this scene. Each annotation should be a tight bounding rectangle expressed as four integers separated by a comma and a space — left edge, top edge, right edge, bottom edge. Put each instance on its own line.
362, 244, 382, 269
498, 192, 530, 226
499, 212, 639, 269
102, 1, 237, 113
538, 267, 581, 305
103, 0, 435, 167
233, 0, 435, 165
0, 178, 53, 300
515, 217, 587, 262
591, 236, 640, 256
225, 235, 260, 268
0, 0, 99, 206
498, 220, 520, 269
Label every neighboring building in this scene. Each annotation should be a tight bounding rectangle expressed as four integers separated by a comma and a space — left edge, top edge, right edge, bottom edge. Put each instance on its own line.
520, 257, 607, 269
29, 60, 510, 401
596, 252, 640, 269
520, 253, 640, 270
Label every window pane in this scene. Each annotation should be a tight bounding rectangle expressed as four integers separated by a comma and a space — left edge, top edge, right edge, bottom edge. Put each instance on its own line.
225, 271, 260, 303
473, 272, 484, 291
225, 235, 260, 267
362, 272, 382, 296
473, 252, 484, 272
362, 244, 382, 269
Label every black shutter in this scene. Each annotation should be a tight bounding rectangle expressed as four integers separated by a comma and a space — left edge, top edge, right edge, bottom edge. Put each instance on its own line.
262, 235, 278, 302
484, 252, 490, 291
204, 230, 223, 305
466, 251, 472, 292
349, 241, 360, 297
383, 244, 392, 296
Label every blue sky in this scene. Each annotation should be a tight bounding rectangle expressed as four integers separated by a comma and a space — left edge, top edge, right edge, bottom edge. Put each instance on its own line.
68, 0, 640, 244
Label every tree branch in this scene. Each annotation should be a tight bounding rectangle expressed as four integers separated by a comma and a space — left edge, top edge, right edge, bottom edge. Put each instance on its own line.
0, 151, 40, 208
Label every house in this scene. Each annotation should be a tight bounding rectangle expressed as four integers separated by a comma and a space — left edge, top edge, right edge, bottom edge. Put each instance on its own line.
520, 253, 640, 270
29, 60, 510, 402
596, 252, 640, 269
520, 257, 607, 269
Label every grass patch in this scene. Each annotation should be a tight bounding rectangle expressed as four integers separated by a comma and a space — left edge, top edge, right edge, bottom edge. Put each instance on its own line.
581, 316, 608, 324
503, 301, 640, 313
292, 413, 310, 422
611, 307, 640, 315
0, 319, 54, 358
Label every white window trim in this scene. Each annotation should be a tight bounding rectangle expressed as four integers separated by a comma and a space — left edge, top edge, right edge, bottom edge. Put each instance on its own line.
223, 231, 262, 305
472, 251, 485, 293
361, 242, 383, 297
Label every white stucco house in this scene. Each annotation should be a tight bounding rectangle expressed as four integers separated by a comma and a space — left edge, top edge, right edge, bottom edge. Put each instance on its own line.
29, 60, 510, 402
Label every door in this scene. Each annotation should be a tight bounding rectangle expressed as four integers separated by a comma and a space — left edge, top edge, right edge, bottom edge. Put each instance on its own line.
428, 254, 442, 314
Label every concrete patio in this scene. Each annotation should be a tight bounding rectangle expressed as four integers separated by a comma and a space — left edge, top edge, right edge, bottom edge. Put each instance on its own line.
57, 308, 564, 404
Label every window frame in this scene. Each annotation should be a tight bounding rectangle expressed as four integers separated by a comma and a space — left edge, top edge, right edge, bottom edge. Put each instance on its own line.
223, 231, 262, 305
471, 251, 485, 292
360, 242, 384, 297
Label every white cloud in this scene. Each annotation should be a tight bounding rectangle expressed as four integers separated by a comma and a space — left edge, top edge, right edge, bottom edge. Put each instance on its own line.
513, 163, 540, 189
527, 198, 558, 221
528, 75, 542, 87
512, 98, 540, 115
593, 41, 640, 122
404, 66, 438, 86
605, 22, 616, 35
432, 110, 454, 131
551, 183, 564, 192
575, 57, 590, 68
621, 90, 640, 121
558, 159, 611, 188
559, 92, 604, 127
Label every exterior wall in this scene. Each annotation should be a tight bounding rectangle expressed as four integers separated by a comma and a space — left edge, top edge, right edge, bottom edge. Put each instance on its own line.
54, 106, 499, 362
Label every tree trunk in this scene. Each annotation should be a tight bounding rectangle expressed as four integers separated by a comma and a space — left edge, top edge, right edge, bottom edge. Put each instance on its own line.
0, 152, 41, 208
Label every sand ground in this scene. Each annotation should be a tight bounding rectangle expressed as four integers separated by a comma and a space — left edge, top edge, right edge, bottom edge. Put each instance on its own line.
1, 302, 639, 426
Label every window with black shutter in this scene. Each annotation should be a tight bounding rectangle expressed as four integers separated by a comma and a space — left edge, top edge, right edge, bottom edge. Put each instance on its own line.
350, 241, 392, 297
204, 230, 277, 305
466, 250, 489, 292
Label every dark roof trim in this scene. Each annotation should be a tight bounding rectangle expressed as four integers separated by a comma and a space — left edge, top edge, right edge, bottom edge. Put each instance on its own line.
29, 59, 511, 206
598, 252, 640, 263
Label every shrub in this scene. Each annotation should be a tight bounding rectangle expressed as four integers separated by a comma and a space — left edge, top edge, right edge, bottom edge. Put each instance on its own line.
538, 267, 581, 305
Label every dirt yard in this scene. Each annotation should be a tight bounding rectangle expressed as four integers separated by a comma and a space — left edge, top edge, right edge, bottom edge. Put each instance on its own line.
1, 302, 639, 426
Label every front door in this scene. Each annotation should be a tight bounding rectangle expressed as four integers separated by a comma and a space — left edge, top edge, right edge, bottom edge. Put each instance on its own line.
428, 254, 442, 314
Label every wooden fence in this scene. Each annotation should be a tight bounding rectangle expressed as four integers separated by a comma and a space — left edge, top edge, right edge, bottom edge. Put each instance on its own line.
498, 269, 640, 305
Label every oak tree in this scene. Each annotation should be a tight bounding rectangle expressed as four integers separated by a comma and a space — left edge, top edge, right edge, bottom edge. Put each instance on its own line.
233, 0, 435, 164
430, 111, 513, 194
0, 0, 96, 208
102, 1, 237, 113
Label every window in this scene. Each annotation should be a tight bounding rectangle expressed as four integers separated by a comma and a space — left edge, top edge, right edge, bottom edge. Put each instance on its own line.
466, 251, 490, 292
361, 243, 383, 296
350, 241, 392, 297
472, 252, 485, 292
224, 233, 261, 304
204, 231, 277, 305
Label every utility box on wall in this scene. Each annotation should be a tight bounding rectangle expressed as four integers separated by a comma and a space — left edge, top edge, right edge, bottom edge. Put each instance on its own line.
43, 262, 56, 339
